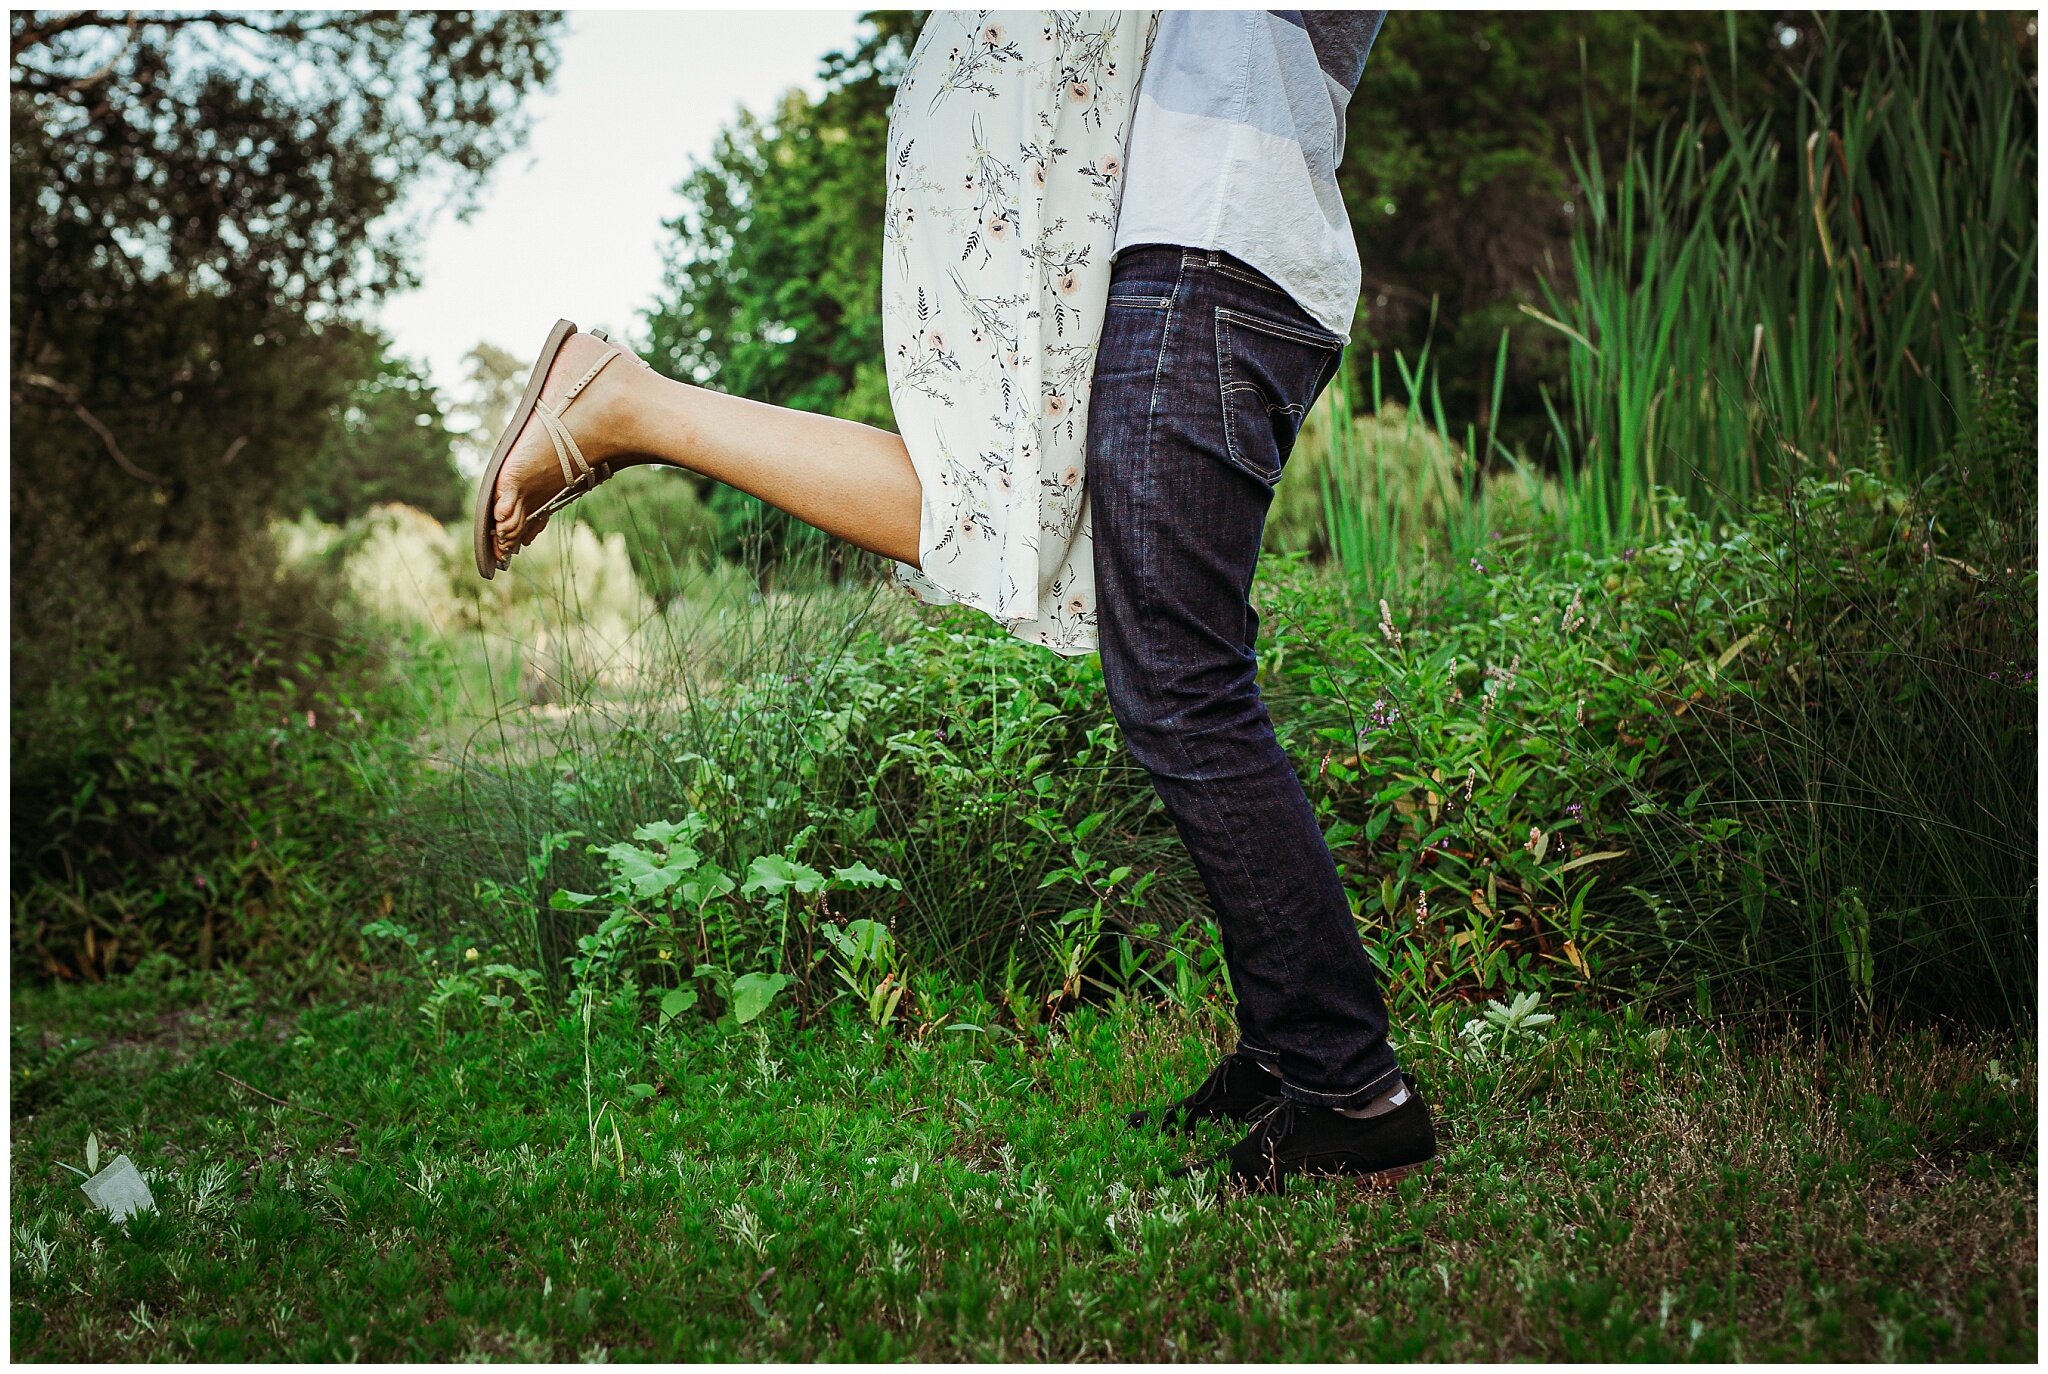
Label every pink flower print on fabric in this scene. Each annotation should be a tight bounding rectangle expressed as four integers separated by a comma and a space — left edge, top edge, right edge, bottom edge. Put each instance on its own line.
881, 9, 1157, 656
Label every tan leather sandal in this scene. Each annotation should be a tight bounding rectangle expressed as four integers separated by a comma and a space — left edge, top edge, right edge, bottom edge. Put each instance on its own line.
472, 319, 652, 579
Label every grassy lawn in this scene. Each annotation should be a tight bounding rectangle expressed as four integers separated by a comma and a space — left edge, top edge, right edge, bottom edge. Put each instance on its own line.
10, 972, 2035, 1361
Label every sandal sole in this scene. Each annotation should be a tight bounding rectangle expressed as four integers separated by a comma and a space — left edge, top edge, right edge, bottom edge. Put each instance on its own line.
473, 317, 577, 579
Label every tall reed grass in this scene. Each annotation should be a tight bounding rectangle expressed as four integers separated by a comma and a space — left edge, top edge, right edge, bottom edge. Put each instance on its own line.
1529, 12, 2036, 545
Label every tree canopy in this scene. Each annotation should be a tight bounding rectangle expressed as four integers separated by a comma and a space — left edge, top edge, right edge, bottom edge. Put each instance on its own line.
10, 9, 562, 682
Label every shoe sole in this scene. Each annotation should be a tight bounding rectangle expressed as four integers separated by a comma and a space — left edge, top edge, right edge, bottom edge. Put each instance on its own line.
473, 317, 582, 580
1349, 1156, 1438, 1190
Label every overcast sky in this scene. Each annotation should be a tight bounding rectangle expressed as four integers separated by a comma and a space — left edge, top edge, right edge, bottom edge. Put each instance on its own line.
378, 9, 867, 406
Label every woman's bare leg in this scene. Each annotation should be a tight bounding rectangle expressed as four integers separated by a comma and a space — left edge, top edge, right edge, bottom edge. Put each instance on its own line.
490, 331, 924, 568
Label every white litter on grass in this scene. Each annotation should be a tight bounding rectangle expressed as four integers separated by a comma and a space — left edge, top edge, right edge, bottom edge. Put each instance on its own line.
80, 1155, 156, 1223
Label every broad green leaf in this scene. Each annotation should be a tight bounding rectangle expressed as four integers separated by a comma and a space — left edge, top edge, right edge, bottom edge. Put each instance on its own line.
730, 971, 791, 1025
843, 920, 894, 963
743, 854, 826, 898
604, 842, 694, 899
680, 870, 737, 909
830, 861, 902, 891
660, 986, 698, 1022
819, 923, 860, 960
633, 819, 686, 846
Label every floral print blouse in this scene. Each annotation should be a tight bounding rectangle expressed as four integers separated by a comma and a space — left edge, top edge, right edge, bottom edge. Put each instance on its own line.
882, 10, 1157, 656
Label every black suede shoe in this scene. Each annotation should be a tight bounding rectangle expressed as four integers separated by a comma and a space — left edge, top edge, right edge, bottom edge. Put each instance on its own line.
1174, 1073, 1439, 1195
1127, 1051, 1284, 1131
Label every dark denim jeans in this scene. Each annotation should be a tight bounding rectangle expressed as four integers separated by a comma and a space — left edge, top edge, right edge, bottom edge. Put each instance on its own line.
1087, 244, 1401, 1107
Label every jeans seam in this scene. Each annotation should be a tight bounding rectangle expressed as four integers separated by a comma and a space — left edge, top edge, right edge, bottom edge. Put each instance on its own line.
1138, 268, 1179, 484
1210, 258, 1288, 297
1235, 1036, 1281, 1061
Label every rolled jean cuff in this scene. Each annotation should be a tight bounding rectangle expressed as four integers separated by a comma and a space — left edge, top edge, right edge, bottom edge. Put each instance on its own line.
1233, 1037, 1283, 1068
1276, 1060, 1405, 1110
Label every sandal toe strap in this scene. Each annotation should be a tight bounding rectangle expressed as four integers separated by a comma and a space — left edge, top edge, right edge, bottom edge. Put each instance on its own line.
530, 461, 612, 522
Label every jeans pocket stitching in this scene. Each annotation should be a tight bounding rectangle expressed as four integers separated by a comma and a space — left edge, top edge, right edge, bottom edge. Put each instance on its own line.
1218, 310, 1335, 487
1216, 313, 1280, 487
1215, 305, 1345, 351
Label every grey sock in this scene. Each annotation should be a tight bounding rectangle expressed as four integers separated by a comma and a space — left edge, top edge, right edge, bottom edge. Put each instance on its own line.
1335, 1080, 1410, 1120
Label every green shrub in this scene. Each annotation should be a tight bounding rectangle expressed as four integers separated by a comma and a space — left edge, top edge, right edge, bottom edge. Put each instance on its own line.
1257, 349, 2036, 1033
1271, 382, 1556, 566
1617, 393, 2036, 1032
394, 569, 1217, 1009
362, 344, 2033, 1038
10, 638, 435, 991
1257, 510, 1765, 1017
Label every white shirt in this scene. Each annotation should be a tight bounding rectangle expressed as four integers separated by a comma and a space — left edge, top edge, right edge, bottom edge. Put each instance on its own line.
1113, 9, 1385, 340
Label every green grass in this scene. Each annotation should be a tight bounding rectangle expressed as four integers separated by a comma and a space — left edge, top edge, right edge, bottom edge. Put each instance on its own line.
11, 970, 2035, 1360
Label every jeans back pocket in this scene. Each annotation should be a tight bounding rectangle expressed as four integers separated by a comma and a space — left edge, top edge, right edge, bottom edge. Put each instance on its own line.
1215, 307, 1343, 487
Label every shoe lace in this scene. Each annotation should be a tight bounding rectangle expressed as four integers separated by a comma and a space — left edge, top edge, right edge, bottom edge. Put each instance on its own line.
1243, 1096, 1299, 1180
1162, 1054, 1240, 1126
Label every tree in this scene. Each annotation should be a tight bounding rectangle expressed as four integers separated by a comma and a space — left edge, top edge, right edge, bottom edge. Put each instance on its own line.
9, 10, 563, 684
288, 340, 467, 525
